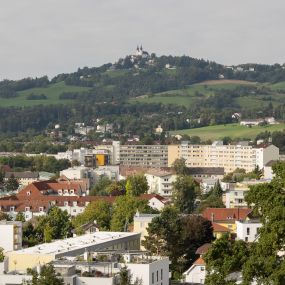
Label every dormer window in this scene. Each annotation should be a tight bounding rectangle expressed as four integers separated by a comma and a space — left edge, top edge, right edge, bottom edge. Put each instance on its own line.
64, 189, 68, 194
39, 207, 44, 212
73, 201, 77, 206
58, 190, 62, 195
64, 201, 69, 206
70, 190, 74, 194
27, 191, 31, 196
25, 207, 30, 212
10, 206, 15, 212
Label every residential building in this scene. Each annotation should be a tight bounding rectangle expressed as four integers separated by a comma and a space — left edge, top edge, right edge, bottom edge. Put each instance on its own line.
0, 221, 22, 252
6, 232, 141, 272
120, 145, 168, 168
4, 171, 39, 186
133, 212, 160, 249
0, 182, 164, 220
200, 178, 219, 194
263, 160, 277, 180
168, 141, 279, 174
183, 257, 206, 284
225, 180, 269, 208
202, 208, 252, 234
236, 219, 262, 242
254, 144, 279, 170
145, 170, 177, 197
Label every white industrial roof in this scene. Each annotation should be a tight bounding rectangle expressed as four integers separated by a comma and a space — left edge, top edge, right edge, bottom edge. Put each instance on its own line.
14, 232, 139, 255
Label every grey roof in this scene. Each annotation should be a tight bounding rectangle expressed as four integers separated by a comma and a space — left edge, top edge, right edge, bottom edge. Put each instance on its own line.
5, 171, 39, 179
186, 167, 224, 175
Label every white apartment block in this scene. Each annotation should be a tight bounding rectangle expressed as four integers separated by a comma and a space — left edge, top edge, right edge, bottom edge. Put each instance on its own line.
145, 170, 177, 197
236, 220, 262, 242
168, 141, 279, 174
120, 145, 168, 168
0, 221, 22, 252
225, 180, 270, 208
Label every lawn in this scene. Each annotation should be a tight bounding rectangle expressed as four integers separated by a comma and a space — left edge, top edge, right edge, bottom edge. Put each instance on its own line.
0, 81, 91, 107
170, 123, 285, 141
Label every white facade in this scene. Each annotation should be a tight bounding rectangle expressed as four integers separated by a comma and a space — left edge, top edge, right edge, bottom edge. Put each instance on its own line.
145, 172, 177, 198
126, 257, 169, 285
254, 145, 279, 170
0, 221, 22, 252
60, 166, 89, 180
236, 220, 262, 242
263, 165, 275, 180
200, 178, 218, 194
183, 258, 206, 284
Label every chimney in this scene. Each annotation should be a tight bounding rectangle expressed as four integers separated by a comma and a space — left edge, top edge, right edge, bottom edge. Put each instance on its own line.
211, 212, 215, 222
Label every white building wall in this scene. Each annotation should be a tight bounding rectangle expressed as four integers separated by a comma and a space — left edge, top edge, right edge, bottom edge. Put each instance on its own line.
126, 258, 169, 285
236, 221, 262, 242
0, 222, 22, 252
184, 264, 206, 284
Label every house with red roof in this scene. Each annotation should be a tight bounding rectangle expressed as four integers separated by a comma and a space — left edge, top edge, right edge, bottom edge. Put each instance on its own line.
202, 208, 252, 234
0, 180, 166, 220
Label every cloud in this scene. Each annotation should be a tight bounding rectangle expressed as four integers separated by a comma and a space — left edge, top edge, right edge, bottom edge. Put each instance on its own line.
0, 0, 284, 79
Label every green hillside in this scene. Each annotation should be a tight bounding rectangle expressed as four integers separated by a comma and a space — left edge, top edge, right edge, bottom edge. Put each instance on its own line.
130, 80, 285, 109
0, 81, 91, 107
170, 123, 285, 141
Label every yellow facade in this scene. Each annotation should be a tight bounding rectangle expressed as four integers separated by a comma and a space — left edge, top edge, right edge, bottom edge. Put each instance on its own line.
217, 222, 237, 234
167, 144, 256, 173
168, 145, 180, 167
96, 154, 106, 166
7, 253, 54, 272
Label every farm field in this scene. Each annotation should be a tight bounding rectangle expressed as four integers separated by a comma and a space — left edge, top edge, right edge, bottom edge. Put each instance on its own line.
170, 123, 285, 141
0, 81, 91, 107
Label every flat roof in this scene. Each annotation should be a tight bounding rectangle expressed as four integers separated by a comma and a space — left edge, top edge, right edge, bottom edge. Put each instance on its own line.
13, 232, 140, 256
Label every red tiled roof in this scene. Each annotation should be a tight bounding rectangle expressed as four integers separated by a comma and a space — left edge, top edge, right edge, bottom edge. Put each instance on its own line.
212, 222, 230, 232
195, 243, 212, 255
193, 257, 205, 265
202, 208, 252, 222
139, 194, 167, 203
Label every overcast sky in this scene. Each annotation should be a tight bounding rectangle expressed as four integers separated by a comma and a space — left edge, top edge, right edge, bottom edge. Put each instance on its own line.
0, 0, 284, 80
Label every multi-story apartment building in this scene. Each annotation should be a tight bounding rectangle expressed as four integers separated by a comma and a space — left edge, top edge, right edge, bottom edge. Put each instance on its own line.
120, 145, 168, 168
145, 170, 177, 197
0, 220, 22, 252
168, 141, 279, 173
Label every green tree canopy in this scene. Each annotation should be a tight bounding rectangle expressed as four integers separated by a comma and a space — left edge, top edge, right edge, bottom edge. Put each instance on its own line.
172, 158, 187, 175
36, 207, 73, 243
72, 200, 112, 232
172, 175, 199, 213
125, 174, 148, 196
110, 195, 155, 231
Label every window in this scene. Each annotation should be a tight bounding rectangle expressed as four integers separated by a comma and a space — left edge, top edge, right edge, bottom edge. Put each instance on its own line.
25, 207, 30, 212
245, 237, 248, 242
201, 266, 205, 271
161, 269, 163, 280
152, 273, 154, 284
70, 190, 74, 194
27, 191, 31, 196
156, 271, 158, 282
10, 206, 15, 212
64, 201, 68, 206
247, 227, 250, 235
39, 207, 44, 212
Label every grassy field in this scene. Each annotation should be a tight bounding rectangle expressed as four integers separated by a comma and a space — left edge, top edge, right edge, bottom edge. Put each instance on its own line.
171, 123, 285, 141
0, 81, 91, 107
130, 80, 259, 106
130, 79, 285, 109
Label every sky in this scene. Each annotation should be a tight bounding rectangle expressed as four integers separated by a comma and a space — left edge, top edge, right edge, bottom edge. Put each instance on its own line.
0, 0, 284, 80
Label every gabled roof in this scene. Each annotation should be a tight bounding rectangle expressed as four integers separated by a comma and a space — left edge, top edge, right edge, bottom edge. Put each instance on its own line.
193, 257, 205, 265
139, 194, 167, 203
212, 222, 230, 232
202, 208, 252, 222
195, 243, 212, 255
